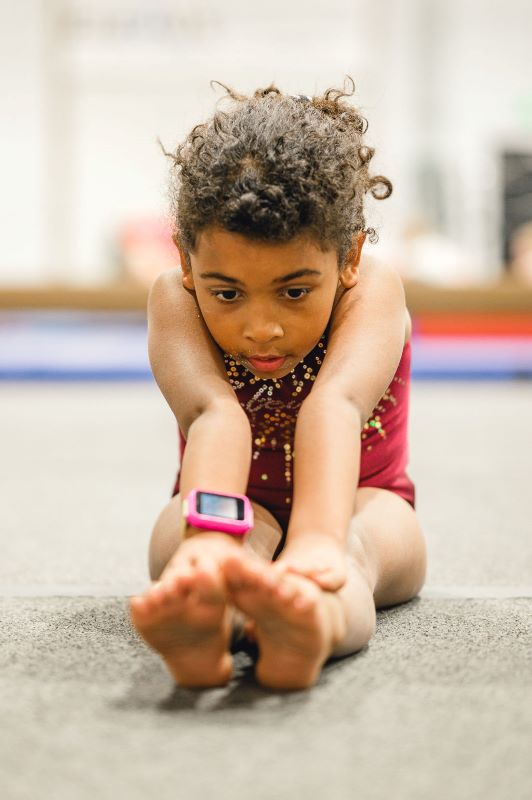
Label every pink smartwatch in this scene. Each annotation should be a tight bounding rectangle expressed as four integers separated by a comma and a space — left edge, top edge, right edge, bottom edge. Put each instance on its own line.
181, 489, 254, 538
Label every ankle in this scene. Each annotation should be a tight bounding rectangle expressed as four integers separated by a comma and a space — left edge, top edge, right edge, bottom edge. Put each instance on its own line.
322, 590, 349, 650
347, 535, 378, 595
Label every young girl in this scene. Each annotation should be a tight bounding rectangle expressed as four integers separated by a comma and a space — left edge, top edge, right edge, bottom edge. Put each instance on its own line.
129, 78, 427, 691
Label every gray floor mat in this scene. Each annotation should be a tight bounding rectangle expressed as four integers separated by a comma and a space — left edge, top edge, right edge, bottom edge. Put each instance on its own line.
1, 597, 530, 800
1, 380, 531, 799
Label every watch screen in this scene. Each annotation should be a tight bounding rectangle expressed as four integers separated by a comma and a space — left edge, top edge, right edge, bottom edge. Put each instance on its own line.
197, 492, 244, 520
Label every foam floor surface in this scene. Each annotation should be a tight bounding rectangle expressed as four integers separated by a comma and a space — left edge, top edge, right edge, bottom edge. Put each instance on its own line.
1, 310, 532, 379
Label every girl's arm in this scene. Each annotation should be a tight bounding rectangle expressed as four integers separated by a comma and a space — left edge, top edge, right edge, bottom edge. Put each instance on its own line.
286, 257, 408, 546
148, 269, 252, 505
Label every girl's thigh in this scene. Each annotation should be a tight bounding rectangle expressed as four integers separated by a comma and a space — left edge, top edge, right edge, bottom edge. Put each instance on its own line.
245, 499, 284, 560
348, 486, 427, 609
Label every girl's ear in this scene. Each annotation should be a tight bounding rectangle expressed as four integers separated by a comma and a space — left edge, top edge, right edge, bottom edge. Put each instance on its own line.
173, 231, 195, 290
339, 231, 366, 288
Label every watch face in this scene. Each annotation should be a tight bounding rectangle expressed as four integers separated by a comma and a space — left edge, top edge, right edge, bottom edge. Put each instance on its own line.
197, 491, 244, 520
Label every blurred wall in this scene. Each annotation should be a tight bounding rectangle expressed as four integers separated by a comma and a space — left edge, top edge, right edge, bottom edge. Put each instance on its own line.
0, 0, 531, 286
1, 1, 47, 285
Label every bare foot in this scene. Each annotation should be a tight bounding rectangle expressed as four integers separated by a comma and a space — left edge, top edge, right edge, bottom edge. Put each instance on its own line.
129, 534, 242, 687
223, 553, 348, 690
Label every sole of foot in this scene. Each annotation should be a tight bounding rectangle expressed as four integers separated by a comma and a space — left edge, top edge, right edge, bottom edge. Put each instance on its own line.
223, 554, 347, 690
129, 557, 234, 688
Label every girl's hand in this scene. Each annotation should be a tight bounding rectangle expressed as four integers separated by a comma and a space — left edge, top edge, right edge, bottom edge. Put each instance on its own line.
273, 533, 347, 592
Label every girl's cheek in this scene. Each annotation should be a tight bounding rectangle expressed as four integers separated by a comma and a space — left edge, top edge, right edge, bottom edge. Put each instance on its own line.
198, 297, 223, 317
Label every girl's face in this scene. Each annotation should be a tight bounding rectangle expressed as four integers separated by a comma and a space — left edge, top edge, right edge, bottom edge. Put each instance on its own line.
180, 226, 361, 379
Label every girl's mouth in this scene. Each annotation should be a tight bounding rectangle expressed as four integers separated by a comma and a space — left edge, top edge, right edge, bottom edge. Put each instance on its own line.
246, 356, 287, 372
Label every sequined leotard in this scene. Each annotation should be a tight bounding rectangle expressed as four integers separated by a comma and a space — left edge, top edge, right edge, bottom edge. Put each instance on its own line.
172, 319, 415, 534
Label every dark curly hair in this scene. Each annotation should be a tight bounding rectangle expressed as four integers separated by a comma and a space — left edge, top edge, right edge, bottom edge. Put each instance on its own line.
161, 76, 392, 269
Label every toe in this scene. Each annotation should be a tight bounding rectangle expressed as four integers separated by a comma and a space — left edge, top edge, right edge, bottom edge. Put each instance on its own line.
194, 571, 225, 604
145, 583, 166, 608
195, 554, 219, 577
293, 581, 320, 611
164, 573, 187, 596
129, 595, 148, 616
275, 579, 298, 603
224, 554, 254, 590
293, 592, 315, 611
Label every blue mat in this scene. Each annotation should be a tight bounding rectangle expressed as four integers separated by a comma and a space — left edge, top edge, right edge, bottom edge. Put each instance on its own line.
1, 310, 531, 381
0, 311, 151, 381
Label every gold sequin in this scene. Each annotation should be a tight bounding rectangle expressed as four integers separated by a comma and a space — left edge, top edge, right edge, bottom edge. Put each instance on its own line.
222, 329, 406, 485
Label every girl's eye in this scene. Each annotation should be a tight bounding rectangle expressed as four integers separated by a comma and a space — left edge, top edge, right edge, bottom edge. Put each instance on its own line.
285, 286, 310, 300
211, 289, 238, 303
211, 286, 311, 303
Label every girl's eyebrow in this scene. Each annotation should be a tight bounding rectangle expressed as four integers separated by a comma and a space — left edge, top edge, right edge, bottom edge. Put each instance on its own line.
199, 269, 322, 286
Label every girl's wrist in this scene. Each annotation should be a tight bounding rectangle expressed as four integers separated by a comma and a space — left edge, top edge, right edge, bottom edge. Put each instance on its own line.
182, 524, 245, 545
285, 527, 346, 545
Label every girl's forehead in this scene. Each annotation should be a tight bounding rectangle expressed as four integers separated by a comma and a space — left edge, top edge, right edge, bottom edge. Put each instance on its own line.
194, 227, 336, 267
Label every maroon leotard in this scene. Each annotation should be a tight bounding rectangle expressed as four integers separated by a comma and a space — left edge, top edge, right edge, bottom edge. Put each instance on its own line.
172, 319, 415, 534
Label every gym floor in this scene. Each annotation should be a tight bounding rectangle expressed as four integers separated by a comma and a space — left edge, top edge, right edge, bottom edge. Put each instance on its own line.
1, 378, 531, 799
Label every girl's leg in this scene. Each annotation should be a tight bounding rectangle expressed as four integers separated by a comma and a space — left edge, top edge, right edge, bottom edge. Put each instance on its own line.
221, 486, 426, 688
330, 486, 427, 657
129, 494, 283, 687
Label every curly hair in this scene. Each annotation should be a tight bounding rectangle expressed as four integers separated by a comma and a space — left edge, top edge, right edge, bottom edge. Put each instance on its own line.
161, 76, 392, 269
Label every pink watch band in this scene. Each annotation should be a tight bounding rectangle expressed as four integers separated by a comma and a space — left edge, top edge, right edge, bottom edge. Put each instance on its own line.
181, 489, 254, 537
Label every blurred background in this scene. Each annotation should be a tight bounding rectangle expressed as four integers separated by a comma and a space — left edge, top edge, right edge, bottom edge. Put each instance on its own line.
2, 0, 532, 290
1, 0, 532, 382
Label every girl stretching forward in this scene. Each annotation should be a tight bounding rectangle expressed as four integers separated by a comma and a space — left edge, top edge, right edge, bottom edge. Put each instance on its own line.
129, 78, 427, 690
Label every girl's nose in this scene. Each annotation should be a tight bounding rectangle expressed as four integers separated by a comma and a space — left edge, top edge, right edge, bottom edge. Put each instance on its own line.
243, 318, 284, 342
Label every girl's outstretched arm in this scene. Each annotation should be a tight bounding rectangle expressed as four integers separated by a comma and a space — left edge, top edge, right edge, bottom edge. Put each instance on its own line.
281, 257, 409, 585
148, 269, 252, 524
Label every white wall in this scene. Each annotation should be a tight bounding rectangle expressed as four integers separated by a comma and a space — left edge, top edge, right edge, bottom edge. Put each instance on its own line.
1, 0, 531, 285
425, 0, 532, 276
0, 1, 47, 284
